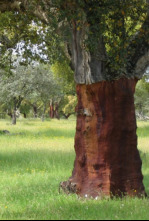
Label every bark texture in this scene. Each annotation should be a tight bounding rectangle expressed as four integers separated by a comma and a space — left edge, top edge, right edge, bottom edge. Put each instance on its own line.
50, 102, 54, 119
61, 78, 146, 198
72, 24, 107, 85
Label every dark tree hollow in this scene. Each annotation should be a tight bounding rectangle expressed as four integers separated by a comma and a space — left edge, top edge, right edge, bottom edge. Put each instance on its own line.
61, 78, 146, 198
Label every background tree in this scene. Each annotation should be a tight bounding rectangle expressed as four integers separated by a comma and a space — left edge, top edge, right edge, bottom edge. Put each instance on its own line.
20, 101, 32, 119
0, 62, 63, 123
0, 65, 34, 124
25, 64, 63, 121
51, 60, 76, 119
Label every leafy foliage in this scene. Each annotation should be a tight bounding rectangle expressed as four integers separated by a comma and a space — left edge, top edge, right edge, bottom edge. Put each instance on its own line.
51, 60, 75, 94
0, 62, 63, 121
0, 0, 148, 81
59, 95, 77, 118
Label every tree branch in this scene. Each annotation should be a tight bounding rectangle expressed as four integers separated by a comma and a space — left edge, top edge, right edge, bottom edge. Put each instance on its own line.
16, 96, 24, 109
127, 1, 149, 78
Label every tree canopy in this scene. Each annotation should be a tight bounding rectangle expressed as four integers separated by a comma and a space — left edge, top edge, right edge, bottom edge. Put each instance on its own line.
0, 62, 63, 123
0, 0, 148, 84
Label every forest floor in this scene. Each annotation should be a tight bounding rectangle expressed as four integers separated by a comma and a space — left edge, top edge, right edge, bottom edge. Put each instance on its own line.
0, 118, 148, 220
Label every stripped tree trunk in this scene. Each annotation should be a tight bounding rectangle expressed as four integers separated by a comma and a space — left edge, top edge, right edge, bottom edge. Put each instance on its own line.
61, 78, 146, 198
49, 100, 54, 119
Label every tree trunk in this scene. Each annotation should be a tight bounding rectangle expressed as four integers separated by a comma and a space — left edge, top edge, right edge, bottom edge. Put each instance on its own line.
12, 109, 17, 125
33, 105, 38, 118
49, 101, 54, 119
24, 113, 27, 119
61, 78, 146, 198
41, 115, 45, 122
54, 103, 60, 120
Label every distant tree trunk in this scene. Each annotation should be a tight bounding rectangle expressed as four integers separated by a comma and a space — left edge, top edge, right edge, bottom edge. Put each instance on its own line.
12, 107, 17, 125
54, 103, 60, 120
24, 113, 27, 119
8, 112, 13, 119
11, 97, 23, 125
61, 78, 146, 198
12, 112, 17, 125
49, 100, 54, 119
33, 105, 38, 118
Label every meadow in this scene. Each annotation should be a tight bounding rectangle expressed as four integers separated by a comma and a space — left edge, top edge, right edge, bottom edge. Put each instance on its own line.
0, 118, 148, 220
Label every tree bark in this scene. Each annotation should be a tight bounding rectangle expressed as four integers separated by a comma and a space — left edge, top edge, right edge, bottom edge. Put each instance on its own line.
54, 103, 60, 120
49, 101, 54, 119
12, 99, 17, 125
12, 109, 17, 125
61, 78, 146, 198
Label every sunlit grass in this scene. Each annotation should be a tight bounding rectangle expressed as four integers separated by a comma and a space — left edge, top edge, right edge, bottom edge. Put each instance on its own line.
0, 118, 148, 220
138, 121, 149, 153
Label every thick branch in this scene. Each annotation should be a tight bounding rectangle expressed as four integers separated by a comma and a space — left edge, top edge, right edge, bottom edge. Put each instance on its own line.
72, 22, 108, 84
16, 96, 23, 109
127, 1, 149, 78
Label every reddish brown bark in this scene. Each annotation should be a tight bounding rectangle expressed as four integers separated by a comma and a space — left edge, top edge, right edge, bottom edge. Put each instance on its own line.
50, 102, 60, 119
61, 78, 146, 198
50, 104, 54, 119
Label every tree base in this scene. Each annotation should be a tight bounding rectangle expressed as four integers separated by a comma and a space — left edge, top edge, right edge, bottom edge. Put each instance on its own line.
61, 78, 146, 199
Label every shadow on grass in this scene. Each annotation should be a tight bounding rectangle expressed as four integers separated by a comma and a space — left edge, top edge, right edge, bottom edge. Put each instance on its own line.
0, 149, 148, 188
0, 149, 75, 173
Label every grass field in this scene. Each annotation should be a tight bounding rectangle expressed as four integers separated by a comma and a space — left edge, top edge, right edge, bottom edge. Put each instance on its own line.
0, 118, 149, 220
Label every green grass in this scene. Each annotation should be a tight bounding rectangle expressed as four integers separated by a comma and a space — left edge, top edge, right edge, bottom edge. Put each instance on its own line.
0, 118, 149, 220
